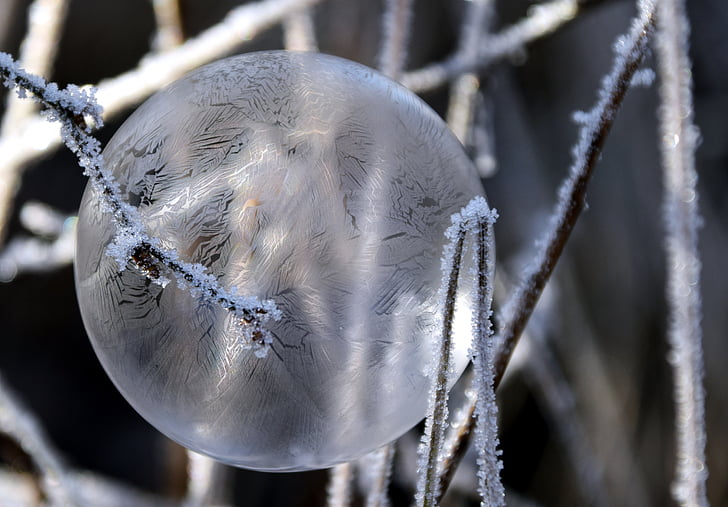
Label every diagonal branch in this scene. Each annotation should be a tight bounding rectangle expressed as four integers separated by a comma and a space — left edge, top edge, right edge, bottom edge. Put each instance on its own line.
432, 2, 658, 501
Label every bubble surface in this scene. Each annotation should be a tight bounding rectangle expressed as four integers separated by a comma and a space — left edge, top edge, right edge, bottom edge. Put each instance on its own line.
75, 51, 486, 471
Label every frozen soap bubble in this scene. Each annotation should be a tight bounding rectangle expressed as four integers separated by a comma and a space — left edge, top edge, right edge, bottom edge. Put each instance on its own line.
75, 51, 487, 471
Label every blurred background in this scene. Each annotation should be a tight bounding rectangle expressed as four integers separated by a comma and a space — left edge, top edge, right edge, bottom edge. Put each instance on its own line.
0, 0, 726, 505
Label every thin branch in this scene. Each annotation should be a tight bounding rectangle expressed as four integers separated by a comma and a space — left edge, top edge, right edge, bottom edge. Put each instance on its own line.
363, 444, 395, 507
377, 0, 414, 80
655, 0, 708, 504
0, 373, 77, 506
0, 0, 323, 240
0, 0, 68, 245
431, 3, 658, 500
416, 196, 493, 507
493, 0, 656, 386
0, 52, 281, 355
471, 208, 503, 506
283, 9, 319, 51
326, 463, 354, 507
152, 0, 184, 51
415, 222, 465, 507
402, 0, 579, 93
446, 0, 494, 144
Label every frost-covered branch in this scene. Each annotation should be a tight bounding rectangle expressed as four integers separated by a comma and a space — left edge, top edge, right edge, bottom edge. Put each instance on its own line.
0, 373, 77, 505
416, 196, 496, 507
326, 462, 354, 507
402, 0, 579, 92
493, 0, 656, 385
471, 205, 503, 506
361, 444, 395, 507
446, 0, 494, 145
655, 0, 708, 504
430, 3, 657, 500
378, 0, 414, 80
0, 0, 68, 244
0, 52, 281, 356
0, 0, 323, 241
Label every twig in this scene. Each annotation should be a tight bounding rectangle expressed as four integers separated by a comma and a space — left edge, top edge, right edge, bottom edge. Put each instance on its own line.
152, 0, 184, 51
493, 0, 655, 386
416, 196, 493, 507
0, 373, 77, 505
0, 52, 281, 355
326, 463, 354, 507
377, 0, 414, 80
0, 0, 68, 245
415, 223, 466, 507
655, 0, 708, 504
402, 0, 579, 92
363, 444, 395, 507
0, 0, 323, 239
471, 207, 503, 506
446, 0, 494, 144
431, 3, 658, 501
283, 9, 318, 51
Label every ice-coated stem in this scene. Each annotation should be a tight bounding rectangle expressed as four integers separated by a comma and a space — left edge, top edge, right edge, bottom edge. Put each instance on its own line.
415, 223, 465, 507
471, 209, 504, 506
416, 196, 496, 507
655, 0, 708, 504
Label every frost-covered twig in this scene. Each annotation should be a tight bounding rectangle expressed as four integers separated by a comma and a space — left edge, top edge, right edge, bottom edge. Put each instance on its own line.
0, 373, 77, 505
402, 0, 579, 92
470, 205, 503, 506
326, 462, 354, 507
655, 0, 708, 504
446, 0, 494, 145
377, 0, 414, 80
0, 0, 68, 244
430, 4, 657, 500
0, 0, 323, 226
416, 196, 495, 507
151, 0, 184, 51
283, 9, 318, 51
0, 52, 281, 355
415, 221, 466, 507
361, 444, 394, 507
493, 0, 656, 385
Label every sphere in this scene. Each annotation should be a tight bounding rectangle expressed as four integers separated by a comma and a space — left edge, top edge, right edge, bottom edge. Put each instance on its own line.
75, 51, 486, 471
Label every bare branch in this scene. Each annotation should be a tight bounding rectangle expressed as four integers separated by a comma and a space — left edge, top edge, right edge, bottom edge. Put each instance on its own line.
402, 0, 579, 93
